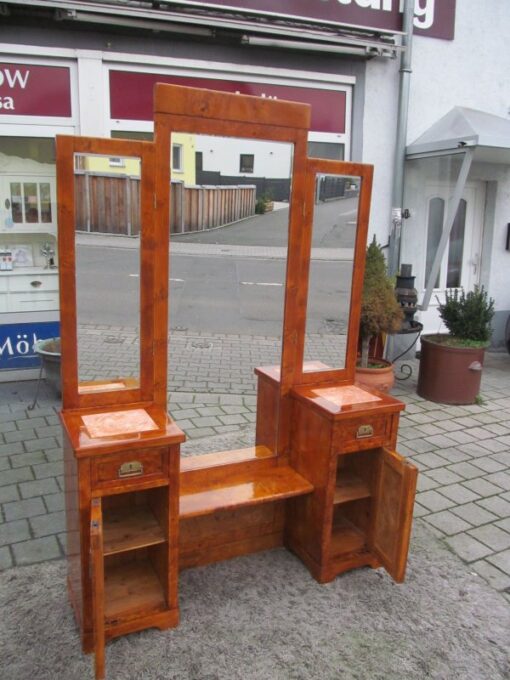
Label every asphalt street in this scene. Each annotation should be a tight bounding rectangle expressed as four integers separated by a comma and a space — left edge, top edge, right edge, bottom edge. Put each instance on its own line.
76, 197, 357, 335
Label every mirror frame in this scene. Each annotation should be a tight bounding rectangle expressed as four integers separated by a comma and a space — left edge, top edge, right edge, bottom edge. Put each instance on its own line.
56, 136, 157, 410
292, 157, 374, 387
152, 84, 311, 410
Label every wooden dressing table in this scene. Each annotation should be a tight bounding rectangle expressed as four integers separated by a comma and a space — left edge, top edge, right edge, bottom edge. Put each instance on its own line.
57, 85, 417, 679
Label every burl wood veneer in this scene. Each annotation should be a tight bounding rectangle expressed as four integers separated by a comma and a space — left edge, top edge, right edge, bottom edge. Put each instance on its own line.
58, 84, 417, 680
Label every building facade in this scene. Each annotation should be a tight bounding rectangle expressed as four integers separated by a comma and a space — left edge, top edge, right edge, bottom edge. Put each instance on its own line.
0, 0, 509, 375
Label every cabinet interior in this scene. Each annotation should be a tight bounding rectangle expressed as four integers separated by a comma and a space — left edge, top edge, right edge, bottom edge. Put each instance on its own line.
331, 449, 378, 559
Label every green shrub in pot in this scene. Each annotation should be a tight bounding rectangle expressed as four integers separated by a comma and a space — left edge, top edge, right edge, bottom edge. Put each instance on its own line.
359, 237, 403, 368
436, 286, 495, 347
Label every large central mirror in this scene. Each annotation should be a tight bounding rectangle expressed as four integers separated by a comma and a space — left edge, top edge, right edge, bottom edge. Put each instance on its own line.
168, 133, 292, 457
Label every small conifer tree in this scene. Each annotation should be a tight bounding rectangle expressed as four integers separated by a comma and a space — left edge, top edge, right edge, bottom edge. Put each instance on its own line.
359, 237, 403, 368
437, 286, 494, 344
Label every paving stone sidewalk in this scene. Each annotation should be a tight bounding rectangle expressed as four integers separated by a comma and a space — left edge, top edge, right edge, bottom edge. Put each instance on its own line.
0, 345, 509, 606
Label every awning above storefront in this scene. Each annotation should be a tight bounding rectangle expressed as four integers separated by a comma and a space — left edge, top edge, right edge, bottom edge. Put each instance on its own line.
1, 0, 403, 58
406, 107, 510, 164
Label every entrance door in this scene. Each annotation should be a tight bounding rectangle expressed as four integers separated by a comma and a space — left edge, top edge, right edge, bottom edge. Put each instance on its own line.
401, 181, 485, 333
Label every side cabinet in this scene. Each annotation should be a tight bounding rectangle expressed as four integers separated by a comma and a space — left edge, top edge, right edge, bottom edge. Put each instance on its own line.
286, 387, 417, 584
62, 407, 184, 678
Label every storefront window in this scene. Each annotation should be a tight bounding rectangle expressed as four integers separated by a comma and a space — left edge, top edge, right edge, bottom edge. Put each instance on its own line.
425, 197, 444, 289
308, 141, 344, 161
40, 183, 52, 223
9, 182, 22, 223
446, 199, 466, 288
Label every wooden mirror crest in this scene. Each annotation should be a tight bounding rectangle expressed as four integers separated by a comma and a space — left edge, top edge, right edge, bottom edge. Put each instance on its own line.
58, 84, 417, 680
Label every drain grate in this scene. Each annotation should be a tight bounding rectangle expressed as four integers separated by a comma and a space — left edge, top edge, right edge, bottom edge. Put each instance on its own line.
189, 340, 213, 350
103, 336, 125, 344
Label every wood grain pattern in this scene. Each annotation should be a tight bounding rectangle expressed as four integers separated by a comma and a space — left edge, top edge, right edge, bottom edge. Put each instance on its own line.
103, 558, 166, 621
90, 498, 105, 680
330, 516, 367, 558
56, 136, 158, 411
60, 85, 418, 680
154, 83, 310, 129
369, 448, 418, 583
180, 465, 313, 519
102, 506, 165, 556
334, 473, 371, 505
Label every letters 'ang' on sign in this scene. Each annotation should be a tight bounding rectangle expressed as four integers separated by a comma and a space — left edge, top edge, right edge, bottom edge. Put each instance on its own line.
182, 0, 456, 41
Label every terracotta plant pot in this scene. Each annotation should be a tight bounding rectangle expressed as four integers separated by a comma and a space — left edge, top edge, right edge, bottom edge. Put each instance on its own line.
355, 358, 395, 393
417, 334, 485, 405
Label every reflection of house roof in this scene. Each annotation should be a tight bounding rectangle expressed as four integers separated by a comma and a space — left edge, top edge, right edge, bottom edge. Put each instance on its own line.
407, 107, 510, 163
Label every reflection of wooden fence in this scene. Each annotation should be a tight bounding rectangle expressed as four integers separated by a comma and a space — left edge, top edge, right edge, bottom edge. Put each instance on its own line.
74, 172, 256, 235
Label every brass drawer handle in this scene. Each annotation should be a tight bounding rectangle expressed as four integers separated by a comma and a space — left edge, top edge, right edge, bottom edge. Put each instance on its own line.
118, 461, 144, 478
356, 424, 374, 439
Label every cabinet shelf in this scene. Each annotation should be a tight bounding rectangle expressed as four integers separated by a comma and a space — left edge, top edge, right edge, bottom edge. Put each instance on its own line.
330, 516, 366, 558
103, 505, 165, 556
334, 472, 371, 505
104, 558, 166, 621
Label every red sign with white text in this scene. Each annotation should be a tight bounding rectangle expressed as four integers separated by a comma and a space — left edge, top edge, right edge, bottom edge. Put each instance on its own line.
167, 0, 456, 40
110, 71, 346, 134
0, 63, 72, 117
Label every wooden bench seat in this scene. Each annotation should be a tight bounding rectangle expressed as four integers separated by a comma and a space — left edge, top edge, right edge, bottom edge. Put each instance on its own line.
179, 459, 313, 519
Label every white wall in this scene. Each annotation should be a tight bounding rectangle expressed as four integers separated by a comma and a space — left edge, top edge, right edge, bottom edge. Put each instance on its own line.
196, 135, 293, 179
408, 0, 510, 330
408, 1, 510, 142
362, 57, 399, 244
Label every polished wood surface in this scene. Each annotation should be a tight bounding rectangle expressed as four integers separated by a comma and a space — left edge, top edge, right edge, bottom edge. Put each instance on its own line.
56, 136, 159, 411
60, 404, 185, 458
180, 464, 313, 519
90, 499, 105, 680
334, 473, 371, 505
104, 557, 167, 621
369, 448, 418, 582
60, 84, 417, 680
292, 158, 374, 388
180, 445, 274, 472
291, 383, 405, 420
103, 506, 165, 556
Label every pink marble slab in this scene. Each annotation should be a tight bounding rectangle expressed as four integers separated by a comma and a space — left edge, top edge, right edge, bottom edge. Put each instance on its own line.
312, 385, 381, 407
82, 409, 159, 439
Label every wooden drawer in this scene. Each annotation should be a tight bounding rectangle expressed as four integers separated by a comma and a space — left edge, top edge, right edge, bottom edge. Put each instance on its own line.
8, 291, 59, 312
333, 415, 392, 453
91, 447, 168, 491
8, 273, 58, 292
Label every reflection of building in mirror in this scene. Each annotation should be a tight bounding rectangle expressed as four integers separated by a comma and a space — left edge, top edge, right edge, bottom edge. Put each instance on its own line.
315, 174, 360, 203
195, 136, 293, 201
304, 174, 360, 371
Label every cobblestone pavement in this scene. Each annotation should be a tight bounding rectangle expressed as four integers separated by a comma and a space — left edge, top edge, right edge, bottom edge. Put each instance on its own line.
0, 339, 509, 606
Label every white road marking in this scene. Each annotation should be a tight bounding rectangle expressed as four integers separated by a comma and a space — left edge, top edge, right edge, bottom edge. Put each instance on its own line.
129, 274, 184, 282
241, 281, 283, 286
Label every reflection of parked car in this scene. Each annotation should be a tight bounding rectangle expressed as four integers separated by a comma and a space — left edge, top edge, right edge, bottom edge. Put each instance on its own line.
506, 314, 510, 354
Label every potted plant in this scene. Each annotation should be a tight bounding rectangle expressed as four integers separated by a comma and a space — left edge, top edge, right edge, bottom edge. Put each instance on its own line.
255, 192, 274, 214
34, 337, 61, 396
355, 238, 403, 392
417, 286, 495, 404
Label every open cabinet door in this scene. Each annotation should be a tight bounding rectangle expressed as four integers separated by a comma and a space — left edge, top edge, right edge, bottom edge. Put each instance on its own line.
90, 498, 105, 680
370, 449, 418, 583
